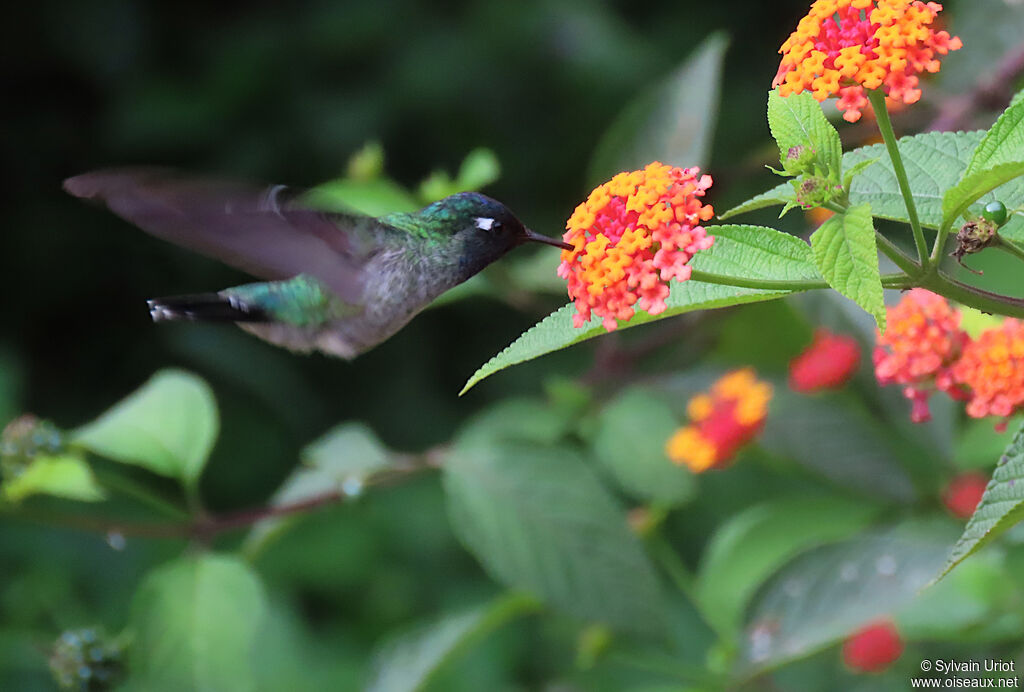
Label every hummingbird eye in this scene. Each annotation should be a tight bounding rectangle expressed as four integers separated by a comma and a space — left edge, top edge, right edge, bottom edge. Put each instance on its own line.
474, 217, 501, 233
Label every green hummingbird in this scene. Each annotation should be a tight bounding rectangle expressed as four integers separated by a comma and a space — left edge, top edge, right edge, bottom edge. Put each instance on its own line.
64, 168, 571, 358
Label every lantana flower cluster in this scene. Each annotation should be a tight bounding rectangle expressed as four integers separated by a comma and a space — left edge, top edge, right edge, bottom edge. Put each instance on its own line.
773, 0, 962, 122
874, 288, 966, 423
558, 162, 715, 331
665, 369, 772, 473
875, 290, 1024, 428
789, 328, 862, 392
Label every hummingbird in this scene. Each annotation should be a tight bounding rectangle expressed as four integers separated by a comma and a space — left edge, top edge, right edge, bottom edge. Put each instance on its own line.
64, 168, 571, 358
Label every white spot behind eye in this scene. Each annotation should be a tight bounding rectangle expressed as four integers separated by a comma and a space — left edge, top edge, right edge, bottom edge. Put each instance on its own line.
475, 217, 495, 231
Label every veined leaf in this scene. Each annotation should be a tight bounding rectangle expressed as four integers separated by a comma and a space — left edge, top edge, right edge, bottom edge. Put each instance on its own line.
461, 224, 818, 393
443, 439, 665, 634
721, 130, 988, 226
695, 497, 879, 638
810, 203, 885, 328
964, 90, 1024, 177
462, 283, 788, 395
943, 161, 1024, 229
936, 421, 1024, 582
740, 519, 958, 674
128, 554, 268, 692
766, 90, 842, 179
366, 593, 537, 692
73, 370, 218, 486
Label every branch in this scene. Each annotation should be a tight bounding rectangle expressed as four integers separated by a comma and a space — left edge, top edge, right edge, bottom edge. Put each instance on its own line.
4, 450, 444, 541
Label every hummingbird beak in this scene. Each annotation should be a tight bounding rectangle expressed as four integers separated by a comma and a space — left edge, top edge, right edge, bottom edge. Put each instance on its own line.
522, 227, 574, 251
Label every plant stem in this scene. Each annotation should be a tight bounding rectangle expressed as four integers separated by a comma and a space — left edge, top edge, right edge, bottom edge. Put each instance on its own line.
92, 469, 190, 520
690, 269, 911, 292
923, 271, 1024, 318
867, 89, 930, 270
645, 530, 731, 643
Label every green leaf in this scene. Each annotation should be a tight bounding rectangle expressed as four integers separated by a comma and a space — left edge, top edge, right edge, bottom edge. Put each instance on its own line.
1, 454, 104, 503
73, 370, 218, 485
244, 422, 393, 556
366, 593, 537, 692
695, 497, 878, 638
461, 282, 790, 394
588, 33, 727, 184
936, 421, 1024, 581
443, 438, 665, 634
944, 162, 1024, 230
964, 91, 1024, 178
455, 148, 501, 191
721, 130, 987, 226
759, 389, 916, 502
766, 89, 841, 179
810, 203, 885, 327
718, 186, 796, 220
592, 388, 694, 506
689, 224, 821, 283
740, 519, 958, 674
302, 178, 419, 216
899, 550, 1019, 640
842, 158, 877, 191
462, 224, 819, 393
128, 554, 268, 692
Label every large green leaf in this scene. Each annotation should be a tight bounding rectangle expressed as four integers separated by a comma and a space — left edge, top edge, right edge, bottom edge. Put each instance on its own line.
443, 438, 665, 634
366, 593, 537, 692
759, 389, 916, 502
128, 554, 268, 692
740, 519, 958, 674
588, 33, 727, 184
72, 370, 218, 485
936, 421, 1024, 581
1, 453, 104, 503
592, 388, 695, 507
694, 497, 878, 638
461, 283, 787, 395
766, 89, 841, 179
721, 130, 987, 226
461, 224, 818, 393
810, 203, 885, 327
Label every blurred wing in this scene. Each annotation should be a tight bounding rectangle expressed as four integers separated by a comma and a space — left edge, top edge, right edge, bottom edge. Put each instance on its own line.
63, 167, 372, 303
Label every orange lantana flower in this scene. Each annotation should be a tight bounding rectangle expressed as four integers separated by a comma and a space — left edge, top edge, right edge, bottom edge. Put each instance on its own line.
558, 163, 714, 331
665, 369, 772, 473
774, 0, 962, 122
949, 319, 1024, 430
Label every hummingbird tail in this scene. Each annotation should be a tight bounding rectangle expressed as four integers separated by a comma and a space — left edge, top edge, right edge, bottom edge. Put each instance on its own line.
147, 293, 270, 323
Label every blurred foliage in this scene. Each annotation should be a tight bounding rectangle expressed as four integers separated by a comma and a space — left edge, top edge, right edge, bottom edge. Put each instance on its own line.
6, 0, 1024, 691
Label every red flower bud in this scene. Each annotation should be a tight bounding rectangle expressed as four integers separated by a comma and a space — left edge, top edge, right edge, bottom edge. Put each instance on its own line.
789, 329, 861, 392
842, 620, 904, 673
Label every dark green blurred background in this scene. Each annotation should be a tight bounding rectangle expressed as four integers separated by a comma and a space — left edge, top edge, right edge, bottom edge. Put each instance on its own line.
2, 1, 1015, 688
3, 0, 827, 504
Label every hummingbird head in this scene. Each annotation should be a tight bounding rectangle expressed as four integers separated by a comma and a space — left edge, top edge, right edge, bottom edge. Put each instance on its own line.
429, 192, 572, 281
